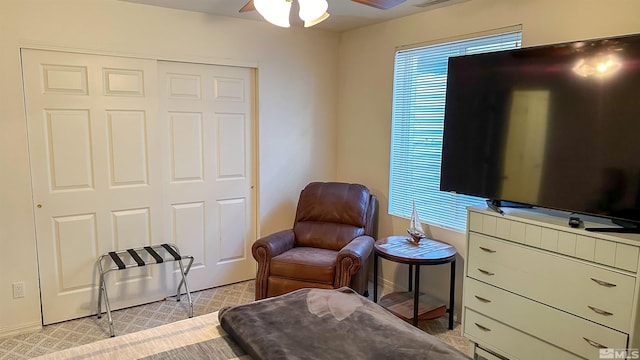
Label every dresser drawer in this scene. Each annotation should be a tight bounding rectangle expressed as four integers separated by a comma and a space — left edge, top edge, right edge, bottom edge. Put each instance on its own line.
464, 278, 628, 359
468, 211, 640, 272
464, 308, 578, 360
467, 233, 635, 332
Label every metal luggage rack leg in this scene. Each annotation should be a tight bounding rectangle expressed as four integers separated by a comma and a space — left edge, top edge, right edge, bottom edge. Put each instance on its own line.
97, 243, 194, 337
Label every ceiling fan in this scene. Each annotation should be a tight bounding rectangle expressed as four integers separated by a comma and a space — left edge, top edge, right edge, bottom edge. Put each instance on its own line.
239, 0, 406, 27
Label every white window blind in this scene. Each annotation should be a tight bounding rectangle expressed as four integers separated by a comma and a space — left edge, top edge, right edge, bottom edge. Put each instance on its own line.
389, 30, 522, 231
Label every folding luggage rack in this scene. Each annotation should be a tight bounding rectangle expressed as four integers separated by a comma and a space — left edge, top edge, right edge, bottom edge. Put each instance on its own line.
97, 243, 194, 337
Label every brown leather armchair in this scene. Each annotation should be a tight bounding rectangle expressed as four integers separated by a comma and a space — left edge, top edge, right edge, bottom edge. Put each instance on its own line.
252, 182, 378, 300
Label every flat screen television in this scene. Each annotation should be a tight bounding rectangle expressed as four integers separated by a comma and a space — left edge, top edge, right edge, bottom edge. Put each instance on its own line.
440, 32, 640, 231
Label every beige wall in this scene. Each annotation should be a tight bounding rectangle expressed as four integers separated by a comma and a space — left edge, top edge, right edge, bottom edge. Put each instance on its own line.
336, 0, 640, 314
0, 0, 339, 334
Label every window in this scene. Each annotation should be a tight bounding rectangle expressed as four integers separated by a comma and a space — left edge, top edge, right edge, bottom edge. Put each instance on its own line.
389, 29, 522, 231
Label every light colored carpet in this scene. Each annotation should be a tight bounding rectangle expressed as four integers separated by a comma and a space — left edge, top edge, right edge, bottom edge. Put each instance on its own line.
31, 311, 247, 360
0, 280, 469, 359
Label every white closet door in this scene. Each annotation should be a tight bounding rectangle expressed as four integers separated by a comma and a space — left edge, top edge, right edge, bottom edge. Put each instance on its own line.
157, 61, 256, 291
22, 49, 165, 324
22, 49, 256, 325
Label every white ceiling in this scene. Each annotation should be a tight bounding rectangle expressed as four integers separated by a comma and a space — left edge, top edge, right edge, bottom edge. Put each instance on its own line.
122, 0, 469, 32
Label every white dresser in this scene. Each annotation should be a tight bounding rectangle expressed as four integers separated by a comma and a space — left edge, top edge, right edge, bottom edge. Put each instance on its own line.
463, 207, 640, 360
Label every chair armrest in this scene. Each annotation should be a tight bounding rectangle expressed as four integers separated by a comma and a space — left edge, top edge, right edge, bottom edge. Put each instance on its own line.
335, 235, 374, 287
252, 229, 295, 300
252, 229, 295, 259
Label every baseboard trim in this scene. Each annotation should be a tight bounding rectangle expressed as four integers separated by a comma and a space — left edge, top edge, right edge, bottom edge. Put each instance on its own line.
372, 272, 413, 297
0, 321, 42, 337
376, 276, 407, 294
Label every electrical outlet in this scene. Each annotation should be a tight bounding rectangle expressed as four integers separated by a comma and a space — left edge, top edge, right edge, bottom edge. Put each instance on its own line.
13, 282, 25, 299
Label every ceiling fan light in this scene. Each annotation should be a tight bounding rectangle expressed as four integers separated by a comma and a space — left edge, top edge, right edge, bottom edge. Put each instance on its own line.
304, 12, 330, 27
254, 0, 292, 28
298, 0, 328, 21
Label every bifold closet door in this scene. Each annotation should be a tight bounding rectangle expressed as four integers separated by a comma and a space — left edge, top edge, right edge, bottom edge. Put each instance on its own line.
22, 49, 255, 325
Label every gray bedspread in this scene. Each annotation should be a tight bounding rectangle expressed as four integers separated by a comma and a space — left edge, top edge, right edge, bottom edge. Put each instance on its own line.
219, 287, 471, 360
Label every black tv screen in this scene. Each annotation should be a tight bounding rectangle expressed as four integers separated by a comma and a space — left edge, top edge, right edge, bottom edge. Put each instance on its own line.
440, 32, 640, 225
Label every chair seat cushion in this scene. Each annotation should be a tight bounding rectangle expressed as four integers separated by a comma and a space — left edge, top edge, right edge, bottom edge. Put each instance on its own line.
270, 247, 337, 284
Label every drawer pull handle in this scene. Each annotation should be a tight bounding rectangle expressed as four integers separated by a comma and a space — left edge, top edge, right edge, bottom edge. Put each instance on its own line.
479, 246, 496, 253
475, 295, 491, 303
474, 323, 491, 332
588, 306, 613, 316
583, 337, 607, 349
591, 278, 616, 287
478, 268, 495, 276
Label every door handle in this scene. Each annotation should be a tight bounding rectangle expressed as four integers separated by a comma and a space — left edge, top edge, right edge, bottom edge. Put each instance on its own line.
474, 295, 491, 303
479, 246, 496, 253
477, 268, 495, 276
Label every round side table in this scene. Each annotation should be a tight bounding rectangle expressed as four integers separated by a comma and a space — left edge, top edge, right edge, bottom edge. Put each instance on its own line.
373, 235, 457, 329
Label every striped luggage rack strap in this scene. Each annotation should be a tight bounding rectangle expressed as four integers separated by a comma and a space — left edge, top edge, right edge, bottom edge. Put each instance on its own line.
97, 243, 194, 337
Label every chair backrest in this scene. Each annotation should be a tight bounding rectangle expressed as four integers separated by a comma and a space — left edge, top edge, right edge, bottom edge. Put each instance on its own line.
293, 182, 375, 251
